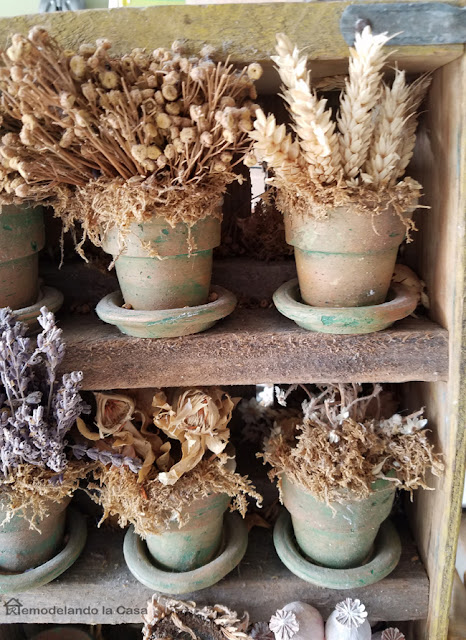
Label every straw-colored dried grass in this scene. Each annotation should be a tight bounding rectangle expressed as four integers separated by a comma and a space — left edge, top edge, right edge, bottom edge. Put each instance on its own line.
0, 461, 91, 529
90, 457, 262, 538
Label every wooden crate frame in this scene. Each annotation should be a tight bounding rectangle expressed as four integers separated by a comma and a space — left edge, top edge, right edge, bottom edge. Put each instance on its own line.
0, 3, 464, 639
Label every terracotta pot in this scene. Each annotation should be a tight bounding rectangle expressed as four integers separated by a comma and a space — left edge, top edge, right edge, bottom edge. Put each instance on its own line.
146, 491, 230, 572
0, 205, 45, 310
281, 474, 396, 569
0, 495, 69, 572
283, 204, 410, 308
102, 215, 221, 311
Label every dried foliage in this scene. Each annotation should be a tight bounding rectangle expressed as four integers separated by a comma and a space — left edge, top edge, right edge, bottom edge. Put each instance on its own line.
0, 461, 90, 529
143, 594, 250, 640
0, 306, 89, 475
0, 28, 261, 252
91, 457, 261, 538
249, 28, 431, 225
76, 387, 261, 536
262, 384, 444, 503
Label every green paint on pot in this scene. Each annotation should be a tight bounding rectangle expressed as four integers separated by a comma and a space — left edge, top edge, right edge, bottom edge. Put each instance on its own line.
0, 494, 69, 572
281, 474, 396, 569
2, 224, 12, 231
31, 241, 38, 251
162, 228, 169, 235
321, 315, 336, 325
146, 492, 230, 572
389, 232, 400, 237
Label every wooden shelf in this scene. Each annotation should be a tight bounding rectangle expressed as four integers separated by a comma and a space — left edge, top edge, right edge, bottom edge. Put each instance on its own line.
58, 310, 448, 390
0, 517, 428, 625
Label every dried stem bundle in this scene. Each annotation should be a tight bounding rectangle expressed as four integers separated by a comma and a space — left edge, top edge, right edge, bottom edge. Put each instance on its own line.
262, 384, 444, 503
0, 28, 262, 248
249, 28, 431, 222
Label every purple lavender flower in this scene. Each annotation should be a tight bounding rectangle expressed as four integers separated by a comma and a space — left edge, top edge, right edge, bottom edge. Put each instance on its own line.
0, 306, 88, 477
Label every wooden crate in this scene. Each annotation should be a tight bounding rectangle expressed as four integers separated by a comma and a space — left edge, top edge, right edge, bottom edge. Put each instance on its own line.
0, 3, 464, 639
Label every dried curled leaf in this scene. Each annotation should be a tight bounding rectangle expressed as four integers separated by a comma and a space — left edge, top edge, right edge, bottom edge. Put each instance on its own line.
153, 388, 238, 485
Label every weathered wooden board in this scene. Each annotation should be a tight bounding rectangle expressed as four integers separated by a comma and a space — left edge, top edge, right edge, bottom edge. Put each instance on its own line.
57, 310, 448, 389
0, 1, 463, 85
0, 522, 428, 625
402, 52, 466, 640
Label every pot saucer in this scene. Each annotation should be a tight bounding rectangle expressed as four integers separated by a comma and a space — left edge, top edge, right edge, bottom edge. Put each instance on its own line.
96, 285, 237, 338
273, 510, 401, 589
0, 508, 87, 594
273, 279, 418, 335
12, 286, 64, 331
123, 512, 248, 594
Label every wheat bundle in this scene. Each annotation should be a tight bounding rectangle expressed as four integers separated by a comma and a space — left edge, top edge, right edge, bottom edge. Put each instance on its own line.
249, 27, 431, 222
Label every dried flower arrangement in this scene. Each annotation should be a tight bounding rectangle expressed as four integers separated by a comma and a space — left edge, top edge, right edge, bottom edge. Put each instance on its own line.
76, 387, 261, 537
263, 383, 443, 504
0, 306, 90, 525
0, 27, 261, 253
246, 28, 429, 219
143, 594, 250, 640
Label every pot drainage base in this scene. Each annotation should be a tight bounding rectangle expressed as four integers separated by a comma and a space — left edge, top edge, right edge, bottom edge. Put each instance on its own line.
96, 285, 237, 338
273, 510, 401, 589
12, 286, 64, 332
273, 279, 418, 335
0, 509, 87, 594
123, 512, 248, 594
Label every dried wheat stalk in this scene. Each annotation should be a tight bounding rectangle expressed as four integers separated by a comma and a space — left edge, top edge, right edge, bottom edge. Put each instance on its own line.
249, 28, 429, 218
247, 109, 301, 177
362, 69, 411, 185
392, 74, 432, 181
272, 33, 342, 184
337, 26, 390, 185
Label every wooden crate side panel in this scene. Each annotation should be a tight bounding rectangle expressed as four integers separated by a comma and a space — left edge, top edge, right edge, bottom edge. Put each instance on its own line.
407, 53, 466, 640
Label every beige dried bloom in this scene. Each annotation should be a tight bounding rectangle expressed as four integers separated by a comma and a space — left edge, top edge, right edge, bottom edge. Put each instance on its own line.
70, 55, 86, 78
99, 71, 119, 89
161, 84, 178, 101
337, 26, 390, 183
247, 63, 263, 80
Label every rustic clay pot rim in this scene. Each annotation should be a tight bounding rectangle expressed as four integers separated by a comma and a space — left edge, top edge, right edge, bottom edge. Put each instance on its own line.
0, 508, 87, 594
96, 285, 237, 339
273, 509, 401, 589
273, 278, 418, 335
11, 286, 64, 326
123, 512, 248, 594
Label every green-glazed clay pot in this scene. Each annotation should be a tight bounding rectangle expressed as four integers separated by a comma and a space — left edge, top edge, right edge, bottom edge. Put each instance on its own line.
146, 492, 231, 572
102, 215, 221, 311
284, 204, 410, 308
0, 495, 69, 572
281, 474, 396, 569
0, 205, 45, 310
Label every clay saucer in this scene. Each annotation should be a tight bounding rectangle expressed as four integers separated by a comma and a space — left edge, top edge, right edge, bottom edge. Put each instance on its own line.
273, 279, 418, 334
273, 510, 401, 589
123, 512, 248, 594
96, 285, 236, 338
12, 286, 64, 331
0, 509, 87, 594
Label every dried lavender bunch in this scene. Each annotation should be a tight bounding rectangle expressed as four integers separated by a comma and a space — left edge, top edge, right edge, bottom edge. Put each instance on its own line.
0, 306, 89, 476
70, 442, 142, 474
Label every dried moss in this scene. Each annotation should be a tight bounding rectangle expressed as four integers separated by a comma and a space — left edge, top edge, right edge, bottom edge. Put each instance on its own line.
90, 457, 262, 538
